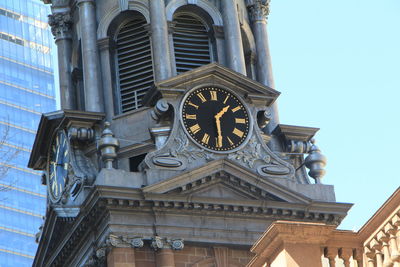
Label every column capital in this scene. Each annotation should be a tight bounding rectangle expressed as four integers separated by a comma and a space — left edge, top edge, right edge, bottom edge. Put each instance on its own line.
48, 11, 72, 40
246, 0, 271, 22
150, 236, 184, 251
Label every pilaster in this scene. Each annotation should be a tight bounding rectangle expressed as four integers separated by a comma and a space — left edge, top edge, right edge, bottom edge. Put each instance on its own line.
97, 37, 115, 121
221, 0, 246, 75
77, 0, 104, 112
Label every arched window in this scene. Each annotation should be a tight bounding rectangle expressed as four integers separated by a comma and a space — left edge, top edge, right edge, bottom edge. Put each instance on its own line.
172, 10, 215, 74
114, 13, 153, 113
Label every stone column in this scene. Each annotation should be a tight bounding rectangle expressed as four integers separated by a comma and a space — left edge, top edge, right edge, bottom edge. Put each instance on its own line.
155, 249, 175, 267
246, 0, 279, 132
221, 0, 246, 75
97, 37, 114, 121
149, 0, 172, 81
107, 248, 136, 267
48, 12, 76, 110
77, 0, 104, 112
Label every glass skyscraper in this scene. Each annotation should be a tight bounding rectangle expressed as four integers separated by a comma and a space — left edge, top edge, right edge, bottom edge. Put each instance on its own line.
0, 0, 55, 266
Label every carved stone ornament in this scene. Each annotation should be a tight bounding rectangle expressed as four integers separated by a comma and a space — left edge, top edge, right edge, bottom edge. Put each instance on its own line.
106, 234, 144, 249
169, 239, 184, 250
246, 0, 271, 22
48, 12, 72, 38
64, 147, 97, 200
130, 237, 144, 248
151, 236, 164, 251
145, 113, 294, 179
150, 236, 184, 251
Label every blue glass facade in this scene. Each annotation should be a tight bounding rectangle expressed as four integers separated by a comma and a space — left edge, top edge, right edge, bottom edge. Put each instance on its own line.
0, 0, 55, 266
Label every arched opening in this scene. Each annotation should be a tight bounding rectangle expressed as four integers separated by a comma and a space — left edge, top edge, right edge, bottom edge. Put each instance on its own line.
109, 11, 154, 114
172, 6, 216, 74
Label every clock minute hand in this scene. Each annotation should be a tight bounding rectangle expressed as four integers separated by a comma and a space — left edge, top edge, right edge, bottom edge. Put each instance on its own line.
214, 105, 230, 147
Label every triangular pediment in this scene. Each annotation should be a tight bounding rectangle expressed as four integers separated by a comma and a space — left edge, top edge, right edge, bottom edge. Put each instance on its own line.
144, 63, 280, 107
143, 159, 311, 204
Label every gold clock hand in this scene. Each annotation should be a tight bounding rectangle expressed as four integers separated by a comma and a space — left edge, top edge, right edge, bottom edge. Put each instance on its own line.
214, 105, 230, 147
215, 105, 230, 120
215, 117, 222, 147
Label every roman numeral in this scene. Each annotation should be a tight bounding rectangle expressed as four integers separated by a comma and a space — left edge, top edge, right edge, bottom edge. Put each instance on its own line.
235, 118, 246, 124
227, 137, 234, 146
197, 93, 207, 103
223, 95, 229, 104
190, 124, 201, 134
232, 106, 241, 113
188, 102, 199, 109
210, 91, 217, 101
232, 128, 244, 138
201, 133, 210, 144
185, 114, 196, 120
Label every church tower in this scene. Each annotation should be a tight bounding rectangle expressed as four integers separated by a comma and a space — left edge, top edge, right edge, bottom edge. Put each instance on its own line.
29, 0, 352, 266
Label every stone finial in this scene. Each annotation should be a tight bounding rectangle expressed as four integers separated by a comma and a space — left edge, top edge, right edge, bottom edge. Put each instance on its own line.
304, 139, 327, 183
48, 12, 72, 39
97, 122, 120, 169
246, 0, 271, 22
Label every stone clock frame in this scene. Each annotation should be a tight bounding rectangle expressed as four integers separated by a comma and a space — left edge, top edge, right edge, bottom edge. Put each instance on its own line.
142, 63, 295, 183
179, 84, 254, 154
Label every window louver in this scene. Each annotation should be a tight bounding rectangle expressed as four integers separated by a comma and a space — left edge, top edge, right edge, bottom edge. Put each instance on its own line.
173, 14, 211, 74
116, 17, 153, 113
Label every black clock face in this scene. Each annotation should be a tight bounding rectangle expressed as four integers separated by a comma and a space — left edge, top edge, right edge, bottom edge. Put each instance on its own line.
181, 87, 250, 152
47, 130, 70, 202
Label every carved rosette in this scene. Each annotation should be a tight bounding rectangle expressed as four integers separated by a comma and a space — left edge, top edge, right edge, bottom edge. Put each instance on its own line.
246, 0, 271, 22
48, 12, 72, 39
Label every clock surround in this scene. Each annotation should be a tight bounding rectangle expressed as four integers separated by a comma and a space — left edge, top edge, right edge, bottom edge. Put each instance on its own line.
181, 86, 252, 153
47, 129, 70, 203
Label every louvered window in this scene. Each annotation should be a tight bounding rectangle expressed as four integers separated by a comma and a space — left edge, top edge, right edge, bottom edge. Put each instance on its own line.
116, 16, 153, 113
173, 14, 212, 74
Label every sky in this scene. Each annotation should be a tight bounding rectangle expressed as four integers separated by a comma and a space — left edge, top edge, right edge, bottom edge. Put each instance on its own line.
268, 0, 400, 230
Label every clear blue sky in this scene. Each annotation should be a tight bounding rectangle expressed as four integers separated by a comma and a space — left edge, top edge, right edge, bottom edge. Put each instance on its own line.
268, 0, 400, 230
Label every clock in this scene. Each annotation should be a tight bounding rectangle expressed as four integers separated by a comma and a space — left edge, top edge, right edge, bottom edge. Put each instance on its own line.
181, 86, 251, 152
47, 129, 70, 202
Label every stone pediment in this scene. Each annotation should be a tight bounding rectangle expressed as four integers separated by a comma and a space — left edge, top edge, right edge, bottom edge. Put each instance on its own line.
143, 159, 310, 204
145, 62, 280, 107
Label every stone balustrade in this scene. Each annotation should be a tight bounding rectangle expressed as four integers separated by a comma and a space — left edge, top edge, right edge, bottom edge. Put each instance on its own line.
363, 212, 400, 267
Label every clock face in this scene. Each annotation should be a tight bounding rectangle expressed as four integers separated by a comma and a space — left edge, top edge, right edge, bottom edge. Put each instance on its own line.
47, 130, 70, 202
181, 87, 251, 152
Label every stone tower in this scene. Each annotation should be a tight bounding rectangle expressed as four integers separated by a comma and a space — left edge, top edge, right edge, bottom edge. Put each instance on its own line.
29, 0, 352, 266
